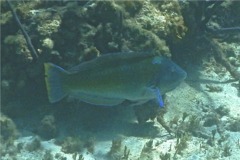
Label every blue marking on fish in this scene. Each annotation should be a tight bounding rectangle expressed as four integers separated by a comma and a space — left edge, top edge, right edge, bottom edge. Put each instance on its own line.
155, 88, 164, 107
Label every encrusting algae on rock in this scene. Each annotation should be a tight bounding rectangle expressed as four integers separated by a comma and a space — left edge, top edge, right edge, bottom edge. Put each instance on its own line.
44, 52, 186, 107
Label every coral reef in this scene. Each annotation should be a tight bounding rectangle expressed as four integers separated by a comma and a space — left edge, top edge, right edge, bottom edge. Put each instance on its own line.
43, 150, 54, 160
108, 139, 122, 158
0, 113, 19, 159
60, 136, 83, 154
1, 1, 188, 144
25, 136, 42, 152
1, 0, 183, 106
0, 113, 18, 143
179, 1, 240, 80
84, 137, 95, 154
136, 1, 187, 41
37, 115, 58, 140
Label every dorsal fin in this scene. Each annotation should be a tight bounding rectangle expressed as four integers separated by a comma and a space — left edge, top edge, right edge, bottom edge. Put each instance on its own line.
68, 52, 159, 73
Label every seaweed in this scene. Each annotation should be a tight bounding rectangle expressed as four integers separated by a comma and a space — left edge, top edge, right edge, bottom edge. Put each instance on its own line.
134, 100, 160, 124
54, 153, 67, 160
108, 138, 132, 160
139, 140, 155, 160
25, 137, 42, 152
182, 112, 188, 122
159, 153, 171, 160
173, 114, 202, 138
141, 140, 154, 153
205, 84, 223, 92
174, 133, 190, 156
157, 115, 173, 134
206, 130, 217, 147
187, 115, 202, 131
122, 146, 130, 160
16, 142, 24, 152
43, 150, 54, 160
236, 139, 240, 149
78, 154, 84, 160
214, 106, 229, 117
184, 1, 240, 81
72, 153, 84, 160
205, 37, 240, 81
84, 137, 95, 153
222, 143, 232, 157
155, 104, 173, 134
108, 139, 122, 156
226, 118, 240, 132
60, 136, 83, 154
203, 113, 220, 127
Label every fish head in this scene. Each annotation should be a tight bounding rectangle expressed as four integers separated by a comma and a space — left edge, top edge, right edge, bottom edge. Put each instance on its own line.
150, 57, 187, 94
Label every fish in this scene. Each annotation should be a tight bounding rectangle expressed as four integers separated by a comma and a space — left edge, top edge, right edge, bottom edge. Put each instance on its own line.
44, 52, 187, 107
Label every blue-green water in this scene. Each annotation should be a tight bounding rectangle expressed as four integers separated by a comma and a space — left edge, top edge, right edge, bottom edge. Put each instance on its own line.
1, 1, 240, 160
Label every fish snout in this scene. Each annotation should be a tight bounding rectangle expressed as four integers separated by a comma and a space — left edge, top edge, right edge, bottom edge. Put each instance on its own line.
180, 69, 187, 81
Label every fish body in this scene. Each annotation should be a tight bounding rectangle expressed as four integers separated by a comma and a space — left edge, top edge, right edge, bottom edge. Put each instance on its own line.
44, 52, 187, 107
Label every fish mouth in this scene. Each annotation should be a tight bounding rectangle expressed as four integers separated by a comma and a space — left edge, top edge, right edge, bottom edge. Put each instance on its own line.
181, 70, 187, 80
177, 67, 187, 82
172, 62, 187, 81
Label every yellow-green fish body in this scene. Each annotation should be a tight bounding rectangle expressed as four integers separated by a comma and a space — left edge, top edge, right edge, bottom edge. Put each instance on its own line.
44, 52, 186, 107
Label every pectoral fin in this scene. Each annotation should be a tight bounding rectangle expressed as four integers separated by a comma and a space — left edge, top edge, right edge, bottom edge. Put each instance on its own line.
156, 88, 164, 107
151, 88, 164, 107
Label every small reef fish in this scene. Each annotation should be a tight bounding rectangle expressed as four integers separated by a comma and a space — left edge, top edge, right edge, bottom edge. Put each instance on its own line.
44, 52, 187, 107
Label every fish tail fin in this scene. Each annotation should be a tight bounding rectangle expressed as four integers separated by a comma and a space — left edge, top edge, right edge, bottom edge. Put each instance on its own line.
44, 63, 69, 103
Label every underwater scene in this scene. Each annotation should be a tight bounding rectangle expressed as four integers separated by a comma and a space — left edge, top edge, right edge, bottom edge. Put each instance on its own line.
1, 0, 240, 160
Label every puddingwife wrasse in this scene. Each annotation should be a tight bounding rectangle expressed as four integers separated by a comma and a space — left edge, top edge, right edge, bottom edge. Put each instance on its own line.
44, 52, 187, 107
